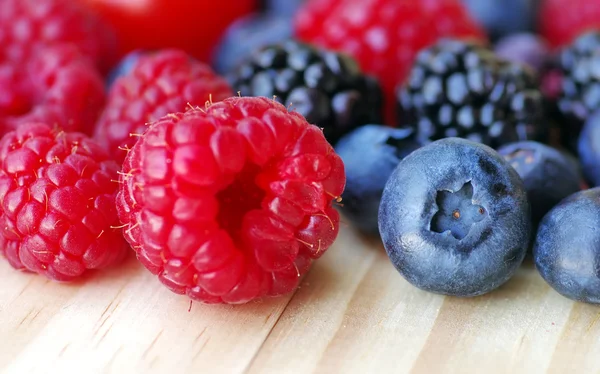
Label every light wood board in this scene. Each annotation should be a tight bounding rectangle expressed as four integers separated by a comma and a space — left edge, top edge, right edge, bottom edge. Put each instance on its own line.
1, 226, 599, 374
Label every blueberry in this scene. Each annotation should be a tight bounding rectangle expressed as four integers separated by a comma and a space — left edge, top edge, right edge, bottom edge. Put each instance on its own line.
494, 33, 549, 72
461, 0, 537, 40
578, 110, 600, 187
106, 50, 145, 88
498, 141, 581, 227
212, 12, 293, 75
378, 138, 530, 297
334, 125, 421, 235
534, 188, 600, 304
262, 0, 305, 18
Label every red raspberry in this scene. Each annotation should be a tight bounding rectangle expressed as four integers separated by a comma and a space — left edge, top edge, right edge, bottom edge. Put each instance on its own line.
116, 97, 345, 304
0, 44, 105, 136
0, 0, 116, 71
540, 0, 600, 49
294, 0, 486, 123
93, 49, 233, 164
0, 123, 128, 281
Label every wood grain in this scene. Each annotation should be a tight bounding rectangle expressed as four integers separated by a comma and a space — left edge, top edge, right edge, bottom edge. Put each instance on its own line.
1, 226, 600, 374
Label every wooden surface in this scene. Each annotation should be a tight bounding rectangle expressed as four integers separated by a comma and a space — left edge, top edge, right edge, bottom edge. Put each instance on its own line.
1, 225, 600, 374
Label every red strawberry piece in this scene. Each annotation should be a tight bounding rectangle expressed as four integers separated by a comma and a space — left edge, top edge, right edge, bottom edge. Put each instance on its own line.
116, 97, 345, 304
93, 49, 233, 164
0, 123, 128, 280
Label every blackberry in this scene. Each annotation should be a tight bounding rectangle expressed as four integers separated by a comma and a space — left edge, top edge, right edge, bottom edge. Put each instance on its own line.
396, 39, 546, 149
557, 31, 600, 150
228, 40, 383, 144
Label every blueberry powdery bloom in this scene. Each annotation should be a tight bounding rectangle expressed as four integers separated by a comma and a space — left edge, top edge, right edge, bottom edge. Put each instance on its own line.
498, 141, 581, 228
378, 138, 530, 297
335, 125, 420, 235
534, 188, 600, 304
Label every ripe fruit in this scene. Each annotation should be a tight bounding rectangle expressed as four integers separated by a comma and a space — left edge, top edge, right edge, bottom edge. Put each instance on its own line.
0, 44, 105, 137
228, 40, 383, 144
94, 49, 233, 164
79, 0, 257, 64
105, 49, 145, 88
498, 141, 581, 227
534, 188, 600, 304
264, 0, 306, 18
0, 123, 128, 280
396, 39, 546, 148
212, 13, 293, 75
578, 110, 600, 187
556, 31, 600, 150
378, 138, 530, 297
540, 0, 600, 49
116, 96, 345, 304
461, 0, 537, 40
334, 125, 420, 235
295, 0, 486, 123
0, 0, 116, 71
494, 33, 549, 72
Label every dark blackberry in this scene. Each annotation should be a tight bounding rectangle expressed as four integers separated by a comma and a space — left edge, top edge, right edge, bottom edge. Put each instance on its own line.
396, 39, 546, 149
228, 40, 384, 144
557, 31, 600, 150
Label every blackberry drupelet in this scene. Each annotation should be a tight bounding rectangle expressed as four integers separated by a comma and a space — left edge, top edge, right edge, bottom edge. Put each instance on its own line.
557, 31, 600, 150
396, 39, 546, 149
228, 40, 383, 144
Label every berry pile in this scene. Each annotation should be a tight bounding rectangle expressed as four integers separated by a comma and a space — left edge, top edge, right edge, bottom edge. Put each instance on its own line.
295, 0, 486, 122
1, 0, 600, 307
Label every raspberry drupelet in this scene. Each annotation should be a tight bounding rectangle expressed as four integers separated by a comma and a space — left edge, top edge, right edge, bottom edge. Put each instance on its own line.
116, 97, 346, 304
93, 49, 233, 164
0, 123, 129, 280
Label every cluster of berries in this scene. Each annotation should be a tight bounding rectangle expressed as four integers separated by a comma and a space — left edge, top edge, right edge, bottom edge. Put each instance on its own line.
2, 0, 600, 306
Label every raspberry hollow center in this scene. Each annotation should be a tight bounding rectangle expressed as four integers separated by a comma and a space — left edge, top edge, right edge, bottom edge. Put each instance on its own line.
216, 163, 265, 242
118, 97, 346, 304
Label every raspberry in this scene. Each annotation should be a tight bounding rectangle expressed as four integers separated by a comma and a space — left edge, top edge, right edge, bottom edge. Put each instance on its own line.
0, 123, 128, 281
94, 49, 233, 164
116, 97, 345, 304
0, 44, 105, 137
540, 0, 600, 49
294, 0, 486, 123
0, 0, 116, 71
